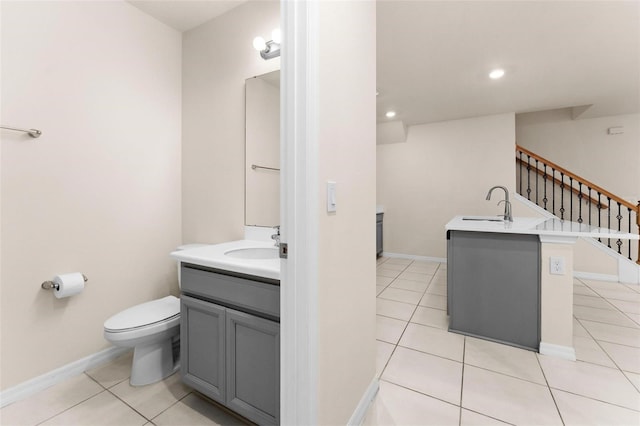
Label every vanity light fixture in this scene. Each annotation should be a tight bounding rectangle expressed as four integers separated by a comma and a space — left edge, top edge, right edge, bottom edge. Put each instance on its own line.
489, 68, 505, 79
253, 28, 281, 60
385, 111, 396, 118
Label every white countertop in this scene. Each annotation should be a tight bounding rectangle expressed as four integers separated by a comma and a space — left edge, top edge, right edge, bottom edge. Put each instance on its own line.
171, 240, 280, 280
446, 216, 639, 240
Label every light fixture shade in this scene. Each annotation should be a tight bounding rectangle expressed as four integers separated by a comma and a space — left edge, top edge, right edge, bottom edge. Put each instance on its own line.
271, 28, 281, 44
385, 111, 396, 118
253, 36, 266, 51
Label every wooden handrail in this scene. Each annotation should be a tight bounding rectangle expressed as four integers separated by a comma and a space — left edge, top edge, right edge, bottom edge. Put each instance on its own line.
516, 158, 608, 209
516, 145, 638, 211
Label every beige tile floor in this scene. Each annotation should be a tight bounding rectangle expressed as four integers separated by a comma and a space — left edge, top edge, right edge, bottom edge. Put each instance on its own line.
2, 256, 640, 425
0, 353, 250, 426
366, 256, 640, 426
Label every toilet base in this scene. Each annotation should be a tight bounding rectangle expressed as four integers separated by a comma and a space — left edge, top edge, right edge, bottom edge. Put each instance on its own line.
130, 338, 177, 386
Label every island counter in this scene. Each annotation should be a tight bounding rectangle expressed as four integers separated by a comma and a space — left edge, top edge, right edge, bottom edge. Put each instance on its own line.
445, 216, 639, 360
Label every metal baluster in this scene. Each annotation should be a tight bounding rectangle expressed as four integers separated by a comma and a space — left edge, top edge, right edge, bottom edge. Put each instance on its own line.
616, 202, 623, 254
526, 155, 531, 200
577, 182, 583, 223
597, 192, 602, 242
519, 151, 523, 195
559, 173, 565, 220
569, 177, 574, 222
607, 197, 612, 248
588, 187, 592, 227
543, 165, 548, 210
552, 168, 556, 215
627, 207, 632, 260
535, 159, 539, 205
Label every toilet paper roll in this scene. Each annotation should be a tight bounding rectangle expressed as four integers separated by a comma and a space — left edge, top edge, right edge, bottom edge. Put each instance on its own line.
53, 273, 85, 299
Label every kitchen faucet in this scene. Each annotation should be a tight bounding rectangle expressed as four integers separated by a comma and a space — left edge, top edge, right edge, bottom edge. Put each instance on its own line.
486, 185, 513, 222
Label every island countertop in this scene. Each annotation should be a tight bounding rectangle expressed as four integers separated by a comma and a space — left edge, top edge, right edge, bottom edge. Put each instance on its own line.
445, 216, 639, 240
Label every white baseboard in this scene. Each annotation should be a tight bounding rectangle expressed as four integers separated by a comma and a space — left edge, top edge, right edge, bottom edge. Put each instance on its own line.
0, 346, 130, 408
619, 257, 640, 285
573, 271, 619, 283
381, 252, 446, 264
539, 342, 576, 361
347, 378, 379, 426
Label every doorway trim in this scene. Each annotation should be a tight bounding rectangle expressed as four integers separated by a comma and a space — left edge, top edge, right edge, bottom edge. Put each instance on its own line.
280, 0, 319, 424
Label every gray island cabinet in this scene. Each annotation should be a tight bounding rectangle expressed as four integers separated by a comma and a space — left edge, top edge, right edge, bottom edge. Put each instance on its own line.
180, 263, 280, 425
447, 230, 540, 350
445, 214, 639, 361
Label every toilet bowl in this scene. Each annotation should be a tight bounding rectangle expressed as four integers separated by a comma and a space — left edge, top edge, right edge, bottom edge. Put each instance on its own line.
104, 295, 180, 386
103, 244, 208, 386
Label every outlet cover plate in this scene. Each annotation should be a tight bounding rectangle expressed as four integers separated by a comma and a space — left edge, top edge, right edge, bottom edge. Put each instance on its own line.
550, 256, 565, 275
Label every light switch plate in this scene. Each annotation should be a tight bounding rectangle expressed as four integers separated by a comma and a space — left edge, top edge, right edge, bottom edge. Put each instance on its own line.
327, 181, 337, 213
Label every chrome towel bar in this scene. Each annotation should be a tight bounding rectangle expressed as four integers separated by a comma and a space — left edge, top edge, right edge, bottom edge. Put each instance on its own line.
251, 164, 280, 172
1, 125, 42, 138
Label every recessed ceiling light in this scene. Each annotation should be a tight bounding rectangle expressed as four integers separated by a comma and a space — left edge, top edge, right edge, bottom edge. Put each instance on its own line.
489, 69, 505, 79
385, 111, 396, 118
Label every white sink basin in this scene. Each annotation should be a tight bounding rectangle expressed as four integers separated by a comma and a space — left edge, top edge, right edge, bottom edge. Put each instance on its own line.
224, 247, 279, 260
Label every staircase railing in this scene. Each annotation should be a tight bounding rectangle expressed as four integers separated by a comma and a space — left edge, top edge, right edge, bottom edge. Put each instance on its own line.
516, 144, 640, 265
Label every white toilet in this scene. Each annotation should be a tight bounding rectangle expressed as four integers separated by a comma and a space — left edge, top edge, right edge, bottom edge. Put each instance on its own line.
104, 296, 180, 386
103, 244, 206, 386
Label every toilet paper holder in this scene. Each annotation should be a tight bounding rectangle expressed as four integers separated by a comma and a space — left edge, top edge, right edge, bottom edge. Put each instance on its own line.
41, 274, 88, 290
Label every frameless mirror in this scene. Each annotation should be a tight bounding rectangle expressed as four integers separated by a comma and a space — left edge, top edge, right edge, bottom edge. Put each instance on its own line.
245, 70, 280, 227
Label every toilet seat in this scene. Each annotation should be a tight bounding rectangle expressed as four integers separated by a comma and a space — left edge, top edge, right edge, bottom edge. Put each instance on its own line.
104, 296, 180, 343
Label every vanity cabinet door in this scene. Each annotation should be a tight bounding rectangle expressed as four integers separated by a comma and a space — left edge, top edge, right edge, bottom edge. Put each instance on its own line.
180, 295, 226, 404
226, 309, 280, 425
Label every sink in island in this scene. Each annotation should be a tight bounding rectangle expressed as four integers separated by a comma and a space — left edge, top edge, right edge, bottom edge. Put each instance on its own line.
445, 216, 639, 360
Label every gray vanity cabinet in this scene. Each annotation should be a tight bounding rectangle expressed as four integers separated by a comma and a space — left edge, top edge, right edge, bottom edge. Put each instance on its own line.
180, 295, 226, 404
180, 264, 280, 425
226, 310, 280, 424
376, 213, 384, 256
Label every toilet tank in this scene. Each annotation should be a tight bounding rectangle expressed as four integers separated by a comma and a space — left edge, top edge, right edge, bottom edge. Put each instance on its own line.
175, 244, 209, 288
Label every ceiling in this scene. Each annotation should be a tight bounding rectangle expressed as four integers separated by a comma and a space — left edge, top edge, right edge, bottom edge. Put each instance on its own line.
126, 1, 639, 126
377, 1, 640, 125
126, 1, 244, 32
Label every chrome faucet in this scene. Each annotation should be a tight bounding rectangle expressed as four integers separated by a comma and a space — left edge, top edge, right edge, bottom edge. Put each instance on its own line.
486, 185, 513, 222
271, 226, 281, 247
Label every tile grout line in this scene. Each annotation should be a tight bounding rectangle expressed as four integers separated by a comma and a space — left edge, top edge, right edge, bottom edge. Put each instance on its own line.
458, 336, 465, 426
546, 386, 640, 414
105, 387, 154, 422
533, 353, 566, 425
573, 315, 640, 391
573, 301, 640, 330
379, 260, 432, 356
147, 389, 195, 423
34, 374, 106, 426
377, 377, 462, 412
375, 259, 412, 379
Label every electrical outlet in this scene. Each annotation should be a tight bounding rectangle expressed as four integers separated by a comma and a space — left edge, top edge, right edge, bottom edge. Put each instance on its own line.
549, 256, 565, 275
